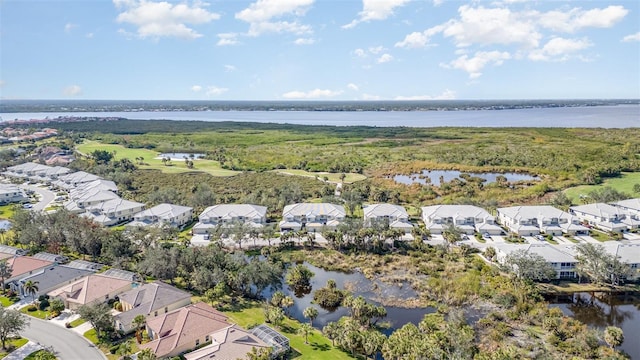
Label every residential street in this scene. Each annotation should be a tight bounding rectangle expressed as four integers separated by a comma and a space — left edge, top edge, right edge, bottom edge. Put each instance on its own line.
20, 316, 106, 360
18, 184, 55, 212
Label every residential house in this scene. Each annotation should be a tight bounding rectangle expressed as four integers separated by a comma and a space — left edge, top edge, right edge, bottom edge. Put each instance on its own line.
0, 184, 27, 204
17, 265, 96, 298
494, 243, 578, 279
421, 205, 503, 235
192, 204, 267, 235
139, 302, 231, 359
279, 203, 346, 232
601, 242, 640, 281
612, 198, 640, 230
128, 203, 194, 229
80, 198, 146, 226
5, 256, 55, 294
497, 205, 590, 236
570, 203, 630, 233
183, 324, 271, 360
363, 203, 414, 234
53, 171, 103, 190
3, 162, 50, 180
47, 273, 134, 310
114, 281, 192, 333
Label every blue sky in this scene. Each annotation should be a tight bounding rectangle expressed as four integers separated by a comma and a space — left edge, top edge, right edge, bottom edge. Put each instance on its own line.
1, 0, 639, 100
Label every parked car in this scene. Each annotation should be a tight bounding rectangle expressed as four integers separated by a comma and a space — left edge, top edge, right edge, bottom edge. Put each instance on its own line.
23, 203, 33, 209
482, 232, 491, 238
535, 235, 545, 241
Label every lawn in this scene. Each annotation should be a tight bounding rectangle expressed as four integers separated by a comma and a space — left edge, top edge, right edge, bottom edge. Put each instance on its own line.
0, 204, 16, 219
77, 141, 239, 177
69, 317, 86, 327
24, 349, 56, 360
20, 306, 52, 320
223, 302, 354, 360
0, 296, 17, 307
563, 172, 640, 203
0, 337, 28, 359
274, 169, 367, 184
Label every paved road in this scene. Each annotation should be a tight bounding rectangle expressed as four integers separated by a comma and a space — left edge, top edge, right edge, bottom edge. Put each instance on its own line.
19, 184, 55, 211
21, 316, 106, 360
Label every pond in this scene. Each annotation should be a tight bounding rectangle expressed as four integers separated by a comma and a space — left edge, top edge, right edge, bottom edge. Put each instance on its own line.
548, 292, 640, 359
391, 169, 540, 186
157, 152, 205, 161
265, 262, 435, 335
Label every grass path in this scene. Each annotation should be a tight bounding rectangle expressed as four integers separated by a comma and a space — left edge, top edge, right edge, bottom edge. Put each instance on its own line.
76, 141, 239, 177
563, 172, 640, 203
274, 169, 367, 184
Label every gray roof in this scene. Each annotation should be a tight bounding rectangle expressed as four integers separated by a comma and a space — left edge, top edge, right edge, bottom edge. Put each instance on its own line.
66, 260, 104, 271
102, 268, 141, 282
570, 203, 626, 218
114, 281, 192, 326
0, 245, 27, 256
282, 203, 345, 218
613, 198, 640, 212
133, 203, 193, 221
363, 203, 409, 220
422, 205, 493, 220
33, 252, 69, 264
497, 205, 570, 221
19, 265, 95, 294
199, 204, 267, 221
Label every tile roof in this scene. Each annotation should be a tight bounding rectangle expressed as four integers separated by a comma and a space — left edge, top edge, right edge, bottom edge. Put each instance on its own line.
47, 273, 132, 305
7, 256, 54, 278
115, 281, 191, 327
184, 324, 270, 360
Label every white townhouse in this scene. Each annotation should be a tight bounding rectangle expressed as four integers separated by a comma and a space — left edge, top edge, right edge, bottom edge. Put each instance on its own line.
497, 205, 590, 236
601, 242, 640, 281
128, 203, 194, 229
69, 179, 118, 198
81, 198, 145, 226
612, 198, 640, 228
363, 203, 414, 233
495, 243, 578, 279
2, 162, 51, 180
279, 203, 346, 232
0, 184, 27, 205
570, 203, 632, 233
193, 204, 267, 235
421, 205, 503, 235
53, 171, 103, 190
38, 166, 72, 183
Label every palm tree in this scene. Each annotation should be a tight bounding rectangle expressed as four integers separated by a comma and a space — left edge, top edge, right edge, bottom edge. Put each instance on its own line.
303, 306, 318, 327
118, 340, 132, 358
298, 323, 313, 344
23, 280, 39, 303
322, 321, 340, 346
0, 260, 12, 294
137, 348, 157, 360
132, 314, 146, 343
604, 326, 624, 350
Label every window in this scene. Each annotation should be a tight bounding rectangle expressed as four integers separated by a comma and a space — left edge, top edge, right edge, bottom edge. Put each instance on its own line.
205, 335, 210, 342
164, 307, 168, 313
154, 310, 158, 316
195, 339, 200, 346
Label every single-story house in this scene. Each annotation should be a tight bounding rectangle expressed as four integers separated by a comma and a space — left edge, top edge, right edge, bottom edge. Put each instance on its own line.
17, 265, 96, 298
47, 273, 134, 310
139, 302, 231, 359
114, 281, 192, 333
497, 205, 590, 236
421, 205, 503, 235
183, 324, 271, 360
6, 256, 55, 294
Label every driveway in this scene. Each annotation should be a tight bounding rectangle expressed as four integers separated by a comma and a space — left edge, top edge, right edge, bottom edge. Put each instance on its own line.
18, 184, 55, 212
21, 316, 106, 360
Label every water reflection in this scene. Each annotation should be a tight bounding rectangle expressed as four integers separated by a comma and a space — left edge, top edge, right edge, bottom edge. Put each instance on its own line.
392, 169, 539, 186
549, 292, 639, 359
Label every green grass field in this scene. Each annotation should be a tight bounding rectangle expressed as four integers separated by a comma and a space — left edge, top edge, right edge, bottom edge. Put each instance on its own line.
0, 204, 17, 220
224, 304, 353, 360
274, 169, 367, 184
0, 338, 28, 359
563, 172, 640, 203
76, 141, 239, 177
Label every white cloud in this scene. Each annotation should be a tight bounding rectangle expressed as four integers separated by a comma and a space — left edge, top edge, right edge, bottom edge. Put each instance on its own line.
191, 85, 202, 92
536, 5, 628, 33
64, 23, 77, 33
432, 0, 444, 6
114, 0, 220, 40
63, 85, 82, 96
529, 37, 592, 62
343, 0, 411, 29
622, 32, 640, 42
217, 33, 239, 46
368, 45, 384, 54
394, 89, 456, 100
205, 86, 228, 97
85, 33, 94, 39
354, 48, 367, 57
235, 0, 314, 36
294, 38, 315, 45
282, 88, 343, 99
347, 83, 359, 91
224, 65, 236, 72
442, 51, 511, 78
377, 53, 394, 63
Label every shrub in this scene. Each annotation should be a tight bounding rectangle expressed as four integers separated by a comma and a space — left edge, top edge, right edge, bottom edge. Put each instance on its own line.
38, 294, 50, 302
109, 345, 119, 354
27, 305, 38, 312
39, 299, 50, 311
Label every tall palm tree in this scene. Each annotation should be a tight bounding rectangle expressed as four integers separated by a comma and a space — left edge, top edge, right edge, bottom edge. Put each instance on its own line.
132, 314, 146, 343
298, 323, 313, 344
23, 280, 39, 303
303, 306, 318, 327
0, 260, 12, 294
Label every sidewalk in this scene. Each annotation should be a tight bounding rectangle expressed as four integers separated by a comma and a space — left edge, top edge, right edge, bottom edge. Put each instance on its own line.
47, 310, 94, 335
3, 340, 43, 360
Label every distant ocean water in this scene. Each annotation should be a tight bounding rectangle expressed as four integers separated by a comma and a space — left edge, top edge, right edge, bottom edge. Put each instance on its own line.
1, 104, 638, 128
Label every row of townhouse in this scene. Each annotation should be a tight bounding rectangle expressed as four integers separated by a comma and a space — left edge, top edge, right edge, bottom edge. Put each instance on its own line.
0, 184, 27, 204
0, 245, 288, 359
494, 242, 640, 281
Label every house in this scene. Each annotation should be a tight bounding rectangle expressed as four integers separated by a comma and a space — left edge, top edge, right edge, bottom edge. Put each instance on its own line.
494, 243, 578, 279
53, 171, 103, 190
17, 265, 96, 298
139, 302, 231, 359
0, 184, 27, 204
80, 198, 146, 226
114, 281, 192, 333
183, 324, 271, 360
363, 203, 414, 233
601, 242, 640, 281
128, 203, 194, 229
3, 162, 51, 180
497, 205, 590, 236
570, 203, 630, 233
47, 273, 134, 310
69, 179, 118, 197
5, 256, 55, 294
192, 204, 267, 235
612, 198, 640, 230
421, 205, 503, 235
279, 203, 346, 232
